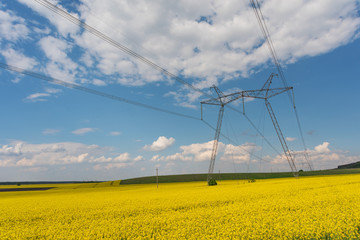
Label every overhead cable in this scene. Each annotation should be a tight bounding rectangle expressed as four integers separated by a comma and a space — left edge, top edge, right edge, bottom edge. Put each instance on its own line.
201, 119, 271, 163
34, 0, 214, 100
0, 63, 200, 120
250, 0, 313, 170
1, 62, 274, 162
224, 103, 282, 156
33, 0, 293, 166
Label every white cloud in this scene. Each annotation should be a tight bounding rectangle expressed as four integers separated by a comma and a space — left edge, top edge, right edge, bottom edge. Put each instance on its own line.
164, 91, 198, 109
1, 47, 38, 70
145, 139, 360, 172
0, 141, 142, 170
149, 140, 258, 163
38, 36, 78, 82
133, 155, 144, 162
8, 0, 358, 108
314, 142, 331, 153
179, 140, 221, 162
80, 52, 93, 67
165, 152, 193, 162
21, 167, 48, 172
33, 26, 51, 35
17, 0, 80, 37
72, 128, 95, 135
74, 0, 360, 85
150, 154, 191, 162
92, 79, 107, 86
0, 8, 29, 41
93, 162, 132, 170
109, 131, 121, 136
151, 155, 164, 162
286, 137, 296, 142
114, 153, 131, 162
91, 156, 112, 163
25, 87, 61, 102
11, 77, 22, 83
221, 142, 260, 163
89, 152, 144, 170
43, 129, 60, 135
270, 141, 360, 170
25, 93, 51, 102
45, 88, 62, 94
0, 141, 106, 167
143, 136, 175, 151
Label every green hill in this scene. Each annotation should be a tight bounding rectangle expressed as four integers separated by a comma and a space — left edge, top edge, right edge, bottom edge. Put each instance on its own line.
120, 168, 360, 185
338, 161, 360, 169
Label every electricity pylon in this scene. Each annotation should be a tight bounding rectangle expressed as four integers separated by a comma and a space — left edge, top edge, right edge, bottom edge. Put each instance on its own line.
201, 73, 298, 185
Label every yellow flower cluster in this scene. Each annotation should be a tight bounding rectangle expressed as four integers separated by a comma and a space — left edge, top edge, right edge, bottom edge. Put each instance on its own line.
0, 174, 359, 239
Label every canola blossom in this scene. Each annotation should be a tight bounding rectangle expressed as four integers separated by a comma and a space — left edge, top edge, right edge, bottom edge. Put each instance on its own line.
0, 175, 360, 239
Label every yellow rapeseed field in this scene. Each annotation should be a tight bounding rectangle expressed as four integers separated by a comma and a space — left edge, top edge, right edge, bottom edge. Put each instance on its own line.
0, 174, 360, 239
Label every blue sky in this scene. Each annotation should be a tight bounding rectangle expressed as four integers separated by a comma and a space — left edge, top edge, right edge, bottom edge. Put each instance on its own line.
0, 0, 360, 181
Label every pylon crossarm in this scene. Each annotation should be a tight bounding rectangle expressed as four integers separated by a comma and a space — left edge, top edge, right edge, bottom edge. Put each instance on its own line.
201, 87, 292, 106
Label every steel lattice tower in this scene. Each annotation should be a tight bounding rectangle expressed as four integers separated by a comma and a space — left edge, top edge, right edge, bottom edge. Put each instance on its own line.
201, 73, 298, 185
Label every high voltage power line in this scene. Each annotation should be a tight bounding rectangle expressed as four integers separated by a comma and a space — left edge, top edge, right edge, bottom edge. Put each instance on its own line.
34, 0, 214, 100
201, 119, 270, 163
250, 0, 313, 170
0, 62, 269, 163
0, 63, 199, 120
2, 0, 311, 171
30, 0, 288, 160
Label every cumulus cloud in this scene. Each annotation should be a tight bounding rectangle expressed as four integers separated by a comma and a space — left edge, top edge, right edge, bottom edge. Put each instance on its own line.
133, 155, 144, 162
92, 79, 107, 86
6, 0, 360, 106
180, 140, 224, 162
38, 36, 78, 82
314, 142, 331, 153
144, 136, 175, 151
147, 140, 360, 172
221, 142, 260, 163
0, 8, 29, 41
114, 153, 131, 162
17, 0, 80, 37
93, 162, 132, 170
150, 152, 192, 162
270, 141, 360, 170
92, 154, 143, 170
0, 141, 102, 167
72, 128, 95, 135
286, 137, 296, 142
151, 155, 164, 162
0, 141, 142, 171
149, 140, 259, 164
76, 0, 360, 79
1, 47, 37, 70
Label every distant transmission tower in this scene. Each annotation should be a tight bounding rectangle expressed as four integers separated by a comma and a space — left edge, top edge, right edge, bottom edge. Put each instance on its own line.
201, 73, 298, 185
